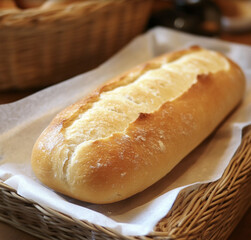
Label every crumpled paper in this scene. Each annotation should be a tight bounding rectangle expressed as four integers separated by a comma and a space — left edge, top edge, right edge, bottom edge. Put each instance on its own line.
0, 27, 251, 236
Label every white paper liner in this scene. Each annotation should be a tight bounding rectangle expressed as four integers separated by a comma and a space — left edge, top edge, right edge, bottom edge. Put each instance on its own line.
0, 27, 251, 236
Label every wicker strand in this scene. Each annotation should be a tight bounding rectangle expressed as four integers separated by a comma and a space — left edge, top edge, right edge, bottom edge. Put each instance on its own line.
153, 129, 251, 240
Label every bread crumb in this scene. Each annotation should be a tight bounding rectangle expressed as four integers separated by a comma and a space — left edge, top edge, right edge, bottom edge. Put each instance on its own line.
97, 162, 102, 168
136, 135, 146, 141
158, 140, 166, 152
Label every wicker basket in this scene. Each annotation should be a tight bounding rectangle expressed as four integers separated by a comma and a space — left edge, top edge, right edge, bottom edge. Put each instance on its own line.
0, 0, 153, 91
0, 127, 250, 239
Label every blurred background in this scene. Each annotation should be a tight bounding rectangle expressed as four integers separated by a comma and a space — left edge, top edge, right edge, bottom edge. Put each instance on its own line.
149, 0, 251, 43
0, 0, 250, 95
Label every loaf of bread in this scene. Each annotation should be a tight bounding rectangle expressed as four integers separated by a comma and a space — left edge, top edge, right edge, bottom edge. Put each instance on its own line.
31, 46, 245, 204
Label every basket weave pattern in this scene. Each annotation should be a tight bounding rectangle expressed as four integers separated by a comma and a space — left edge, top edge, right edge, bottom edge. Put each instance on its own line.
154, 130, 251, 239
0, 0, 153, 90
0, 127, 250, 240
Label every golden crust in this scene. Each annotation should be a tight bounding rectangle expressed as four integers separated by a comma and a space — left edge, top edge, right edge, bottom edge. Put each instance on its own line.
31, 46, 245, 203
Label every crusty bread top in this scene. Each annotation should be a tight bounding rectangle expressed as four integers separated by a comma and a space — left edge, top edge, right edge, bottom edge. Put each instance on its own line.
32, 46, 245, 203
65, 49, 229, 144
56, 48, 229, 177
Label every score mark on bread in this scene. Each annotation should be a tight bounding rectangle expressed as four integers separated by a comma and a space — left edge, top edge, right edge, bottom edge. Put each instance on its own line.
31, 46, 245, 204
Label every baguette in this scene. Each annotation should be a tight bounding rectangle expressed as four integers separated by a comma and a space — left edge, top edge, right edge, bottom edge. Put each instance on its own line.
31, 46, 245, 204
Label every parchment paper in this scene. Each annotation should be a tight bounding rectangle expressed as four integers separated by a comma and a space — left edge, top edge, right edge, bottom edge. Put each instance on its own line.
0, 28, 251, 236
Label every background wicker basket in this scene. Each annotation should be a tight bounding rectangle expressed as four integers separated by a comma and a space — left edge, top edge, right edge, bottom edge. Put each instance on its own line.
0, 0, 153, 91
0, 127, 250, 240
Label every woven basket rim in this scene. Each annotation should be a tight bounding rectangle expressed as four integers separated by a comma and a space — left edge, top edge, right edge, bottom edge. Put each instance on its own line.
0, 125, 250, 239
0, 179, 124, 236
0, 0, 137, 26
